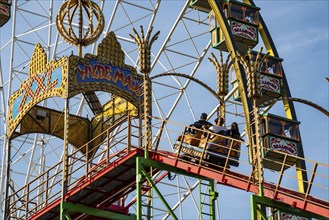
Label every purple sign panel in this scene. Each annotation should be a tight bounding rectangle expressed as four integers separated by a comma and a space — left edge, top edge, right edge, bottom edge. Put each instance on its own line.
231, 21, 257, 41
76, 59, 142, 98
260, 74, 281, 93
269, 136, 298, 156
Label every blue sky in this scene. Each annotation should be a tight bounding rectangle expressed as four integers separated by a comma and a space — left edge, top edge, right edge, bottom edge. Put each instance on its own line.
0, 0, 328, 219
217, 1, 329, 219
257, 1, 328, 164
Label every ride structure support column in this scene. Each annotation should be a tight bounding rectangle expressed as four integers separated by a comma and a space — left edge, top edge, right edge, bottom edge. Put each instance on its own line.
130, 26, 160, 159
236, 48, 268, 187
236, 48, 269, 219
208, 50, 234, 121
130, 26, 160, 220
60, 93, 70, 220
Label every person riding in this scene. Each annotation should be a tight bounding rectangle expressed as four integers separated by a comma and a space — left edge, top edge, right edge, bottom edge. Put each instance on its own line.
208, 117, 227, 136
189, 113, 212, 134
226, 122, 242, 140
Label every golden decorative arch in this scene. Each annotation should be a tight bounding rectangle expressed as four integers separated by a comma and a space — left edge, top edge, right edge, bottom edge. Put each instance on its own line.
67, 31, 143, 105
7, 44, 68, 138
7, 32, 141, 158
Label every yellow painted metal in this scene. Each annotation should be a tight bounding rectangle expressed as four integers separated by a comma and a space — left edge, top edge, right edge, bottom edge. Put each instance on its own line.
7, 44, 68, 139
207, 0, 253, 146
243, 0, 293, 119
56, 0, 104, 54
98, 96, 138, 120
7, 31, 142, 159
130, 26, 160, 158
68, 32, 143, 107
10, 105, 89, 151
91, 96, 138, 150
243, 0, 306, 193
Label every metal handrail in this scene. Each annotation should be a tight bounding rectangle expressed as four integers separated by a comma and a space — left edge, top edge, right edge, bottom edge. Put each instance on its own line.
8, 115, 136, 219
7, 116, 329, 219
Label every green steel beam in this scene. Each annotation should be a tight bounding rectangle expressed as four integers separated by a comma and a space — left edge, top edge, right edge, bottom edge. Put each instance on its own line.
136, 157, 218, 220
60, 202, 73, 220
209, 179, 217, 220
65, 212, 73, 220
251, 195, 329, 220
250, 194, 257, 220
141, 167, 178, 220
250, 195, 268, 220
138, 156, 209, 180
136, 157, 143, 219
60, 202, 136, 220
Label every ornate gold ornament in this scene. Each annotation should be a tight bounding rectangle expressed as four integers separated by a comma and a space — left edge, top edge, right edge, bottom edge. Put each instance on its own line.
56, 0, 105, 56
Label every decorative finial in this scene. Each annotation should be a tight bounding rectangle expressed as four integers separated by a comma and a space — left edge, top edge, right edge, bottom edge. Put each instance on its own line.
56, 0, 104, 57
129, 26, 160, 74
208, 50, 234, 97
130, 26, 159, 159
208, 50, 234, 119
236, 47, 269, 99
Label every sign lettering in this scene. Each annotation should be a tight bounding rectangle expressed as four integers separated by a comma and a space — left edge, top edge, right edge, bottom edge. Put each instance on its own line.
76, 59, 142, 97
270, 137, 298, 156
231, 21, 257, 41
0, 4, 9, 16
260, 74, 281, 93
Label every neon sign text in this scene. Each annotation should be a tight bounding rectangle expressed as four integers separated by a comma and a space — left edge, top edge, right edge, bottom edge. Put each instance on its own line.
76, 60, 142, 97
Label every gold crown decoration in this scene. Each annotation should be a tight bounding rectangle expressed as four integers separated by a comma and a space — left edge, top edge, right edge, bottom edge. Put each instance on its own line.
56, 0, 105, 56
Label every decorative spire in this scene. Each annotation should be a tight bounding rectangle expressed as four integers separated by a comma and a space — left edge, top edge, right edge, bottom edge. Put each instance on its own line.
130, 26, 159, 159
236, 47, 269, 99
208, 50, 234, 119
208, 50, 234, 97
56, 0, 104, 56
129, 26, 160, 74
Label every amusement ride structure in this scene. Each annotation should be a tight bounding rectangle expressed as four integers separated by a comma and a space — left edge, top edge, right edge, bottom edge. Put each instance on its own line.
0, 0, 328, 219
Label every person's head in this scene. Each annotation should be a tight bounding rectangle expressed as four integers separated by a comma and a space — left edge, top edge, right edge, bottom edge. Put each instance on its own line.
219, 117, 225, 126
215, 117, 225, 126
200, 113, 207, 120
231, 122, 239, 133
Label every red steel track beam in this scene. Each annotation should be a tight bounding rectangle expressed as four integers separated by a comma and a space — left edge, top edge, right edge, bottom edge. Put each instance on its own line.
30, 148, 328, 219
30, 149, 143, 220
149, 151, 329, 218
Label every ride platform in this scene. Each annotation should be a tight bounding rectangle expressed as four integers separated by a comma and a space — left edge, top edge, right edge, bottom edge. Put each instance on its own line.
25, 147, 329, 220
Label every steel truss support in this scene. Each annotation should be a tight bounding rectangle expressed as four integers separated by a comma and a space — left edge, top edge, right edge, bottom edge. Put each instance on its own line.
60, 202, 136, 220
136, 157, 218, 220
250, 195, 327, 220
199, 179, 217, 220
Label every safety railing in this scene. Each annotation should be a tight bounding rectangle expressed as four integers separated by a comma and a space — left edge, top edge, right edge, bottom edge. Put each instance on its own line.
7, 115, 141, 219
7, 115, 329, 218
150, 116, 329, 216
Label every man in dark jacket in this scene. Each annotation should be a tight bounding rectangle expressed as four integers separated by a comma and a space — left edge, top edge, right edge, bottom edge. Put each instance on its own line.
189, 113, 212, 133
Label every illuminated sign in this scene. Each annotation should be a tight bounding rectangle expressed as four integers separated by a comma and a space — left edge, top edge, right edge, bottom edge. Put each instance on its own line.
0, 3, 10, 17
76, 59, 142, 97
231, 21, 257, 41
280, 212, 309, 220
269, 137, 297, 156
11, 66, 63, 120
260, 74, 281, 93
